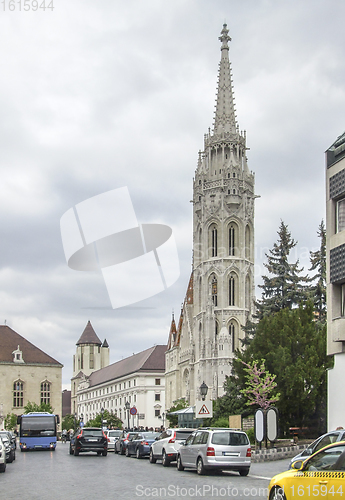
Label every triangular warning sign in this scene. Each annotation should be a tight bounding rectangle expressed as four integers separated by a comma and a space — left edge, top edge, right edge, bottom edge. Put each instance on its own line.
198, 404, 210, 415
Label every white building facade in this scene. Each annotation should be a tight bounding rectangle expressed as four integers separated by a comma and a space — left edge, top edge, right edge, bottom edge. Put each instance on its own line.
326, 132, 345, 430
165, 25, 255, 409
71, 323, 166, 429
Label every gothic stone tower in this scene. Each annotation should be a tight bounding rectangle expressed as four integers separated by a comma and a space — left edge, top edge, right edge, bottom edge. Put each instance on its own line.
165, 25, 255, 409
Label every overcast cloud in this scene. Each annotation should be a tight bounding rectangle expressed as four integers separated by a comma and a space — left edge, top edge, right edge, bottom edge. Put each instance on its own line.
1, 0, 344, 388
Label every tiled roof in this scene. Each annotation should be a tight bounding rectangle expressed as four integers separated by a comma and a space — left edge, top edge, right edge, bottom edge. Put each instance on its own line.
76, 321, 102, 346
86, 345, 166, 387
0, 325, 62, 366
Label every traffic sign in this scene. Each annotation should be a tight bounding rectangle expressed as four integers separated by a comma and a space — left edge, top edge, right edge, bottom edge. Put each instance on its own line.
195, 400, 213, 418
130, 406, 137, 415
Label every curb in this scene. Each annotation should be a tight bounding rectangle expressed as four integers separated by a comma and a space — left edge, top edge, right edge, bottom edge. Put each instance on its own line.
252, 444, 307, 462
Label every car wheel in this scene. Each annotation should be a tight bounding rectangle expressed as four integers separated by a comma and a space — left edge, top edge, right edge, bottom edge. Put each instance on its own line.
149, 449, 157, 463
114, 446, 118, 454
196, 457, 205, 475
74, 447, 79, 456
0, 463, 6, 473
102, 450, 107, 457
239, 468, 250, 477
269, 486, 287, 500
97, 451, 102, 455
177, 454, 184, 471
69, 445, 73, 455
162, 450, 170, 467
120, 445, 125, 455
125, 447, 130, 457
136, 448, 141, 459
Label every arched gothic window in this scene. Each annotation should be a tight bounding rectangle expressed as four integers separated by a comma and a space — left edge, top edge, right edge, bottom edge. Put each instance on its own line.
229, 323, 235, 352
229, 224, 235, 256
245, 225, 251, 259
210, 224, 218, 257
41, 380, 51, 405
229, 274, 235, 306
13, 380, 24, 408
211, 275, 218, 307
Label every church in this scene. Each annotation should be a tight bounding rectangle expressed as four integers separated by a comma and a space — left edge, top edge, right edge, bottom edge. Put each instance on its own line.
165, 24, 255, 409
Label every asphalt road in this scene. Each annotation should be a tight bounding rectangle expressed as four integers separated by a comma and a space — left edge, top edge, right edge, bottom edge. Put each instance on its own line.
1, 442, 291, 500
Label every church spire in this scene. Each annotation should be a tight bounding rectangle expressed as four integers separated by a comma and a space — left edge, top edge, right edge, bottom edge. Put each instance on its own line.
213, 23, 237, 136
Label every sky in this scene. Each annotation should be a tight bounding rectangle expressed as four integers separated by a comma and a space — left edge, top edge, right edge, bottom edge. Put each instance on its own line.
1, 0, 345, 389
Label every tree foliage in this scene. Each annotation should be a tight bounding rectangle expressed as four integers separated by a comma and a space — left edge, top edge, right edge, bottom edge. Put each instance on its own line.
257, 220, 309, 318
85, 410, 122, 429
235, 302, 332, 434
240, 360, 280, 410
166, 398, 189, 427
24, 401, 53, 414
4, 413, 18, 431
308, 220, 326, 323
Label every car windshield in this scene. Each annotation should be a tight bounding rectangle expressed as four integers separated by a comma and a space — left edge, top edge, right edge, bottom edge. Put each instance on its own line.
141, 432, 160, 439
211, 432, 249, 446
108, 431, 122, 438
176, 431, 193, 440
304, 445, 345, 471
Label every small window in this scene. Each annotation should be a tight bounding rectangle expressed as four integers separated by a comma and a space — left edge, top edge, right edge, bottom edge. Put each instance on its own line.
155, 409, 161, 417
155, 379, 161, 386
155, 394, 161, 401
233, 189, 236, 194
336, 198, 345, 233
233, 173, 236, 178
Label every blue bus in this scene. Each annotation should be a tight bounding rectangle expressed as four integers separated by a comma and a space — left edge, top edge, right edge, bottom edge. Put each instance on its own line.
17, 412, 60, 451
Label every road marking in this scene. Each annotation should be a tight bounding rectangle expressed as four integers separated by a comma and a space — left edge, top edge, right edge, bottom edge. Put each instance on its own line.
249, 474, 272, 480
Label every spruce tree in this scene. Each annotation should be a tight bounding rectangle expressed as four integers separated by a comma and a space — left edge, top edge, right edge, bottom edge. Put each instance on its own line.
257, 220, 309, 317
308, 220, 326, 323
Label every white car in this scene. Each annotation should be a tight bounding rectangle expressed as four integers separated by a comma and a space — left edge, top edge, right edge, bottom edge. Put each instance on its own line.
149, 428, 194, 466
104, 429, 122, 452
0, 437, 6, 473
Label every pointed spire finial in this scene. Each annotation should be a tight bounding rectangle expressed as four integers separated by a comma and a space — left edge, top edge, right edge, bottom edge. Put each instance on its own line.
219, 23, 231, 50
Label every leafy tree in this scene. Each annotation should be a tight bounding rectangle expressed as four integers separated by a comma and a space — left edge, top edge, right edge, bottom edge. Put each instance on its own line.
308, 220, 326, 323
4, 413, 18, 431
62, 414, 77, 431
234, 302, 332, 435
24, 401, 53, 414
166, 398, 188, 427
240, 360, 280, 410
208, 375, 251, 425
257, 220, 309, 318
85, 410, 122, 429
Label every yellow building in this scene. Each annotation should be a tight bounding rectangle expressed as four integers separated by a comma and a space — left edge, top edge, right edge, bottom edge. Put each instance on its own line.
0, 325, 63, 428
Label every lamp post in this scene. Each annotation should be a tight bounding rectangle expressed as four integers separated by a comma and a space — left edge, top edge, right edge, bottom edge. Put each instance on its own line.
74, 412, 77, 432
80, 414, 84, 428
101, 407, 104, 429
200, 381, 208, 401
162, 412, 165, 429
125, 401, 130, 430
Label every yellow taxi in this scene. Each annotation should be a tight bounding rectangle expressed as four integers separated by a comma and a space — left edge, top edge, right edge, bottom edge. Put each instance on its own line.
268, 441, 345, 499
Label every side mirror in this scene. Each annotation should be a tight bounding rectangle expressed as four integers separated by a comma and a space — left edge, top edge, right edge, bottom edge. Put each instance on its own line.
291, 460, 304, 470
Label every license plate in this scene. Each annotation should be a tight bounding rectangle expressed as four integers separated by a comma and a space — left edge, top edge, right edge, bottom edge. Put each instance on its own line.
223, 452, 238, 456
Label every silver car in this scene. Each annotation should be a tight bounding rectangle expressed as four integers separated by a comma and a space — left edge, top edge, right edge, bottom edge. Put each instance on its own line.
149, 428, 194, 466
0, 437, 6, 473
289, 428, 345, 468
104, 429, 122, 452
177, 428, 251, 476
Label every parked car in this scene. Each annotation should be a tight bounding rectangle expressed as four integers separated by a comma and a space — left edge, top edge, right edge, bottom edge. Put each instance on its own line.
0, 437, 6, 473
269, 441, 345, 500
104, 429, 122, 452
126, 432, 160, 459
0, 431, 15, 463
114, 431, 137, 455
288, 428, 345, 468
176, 428, 251, 476
149, 428, 195, 466
69, 427, 108, 456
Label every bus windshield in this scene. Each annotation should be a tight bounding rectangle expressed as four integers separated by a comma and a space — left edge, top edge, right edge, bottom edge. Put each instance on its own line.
21, 416, 56, 437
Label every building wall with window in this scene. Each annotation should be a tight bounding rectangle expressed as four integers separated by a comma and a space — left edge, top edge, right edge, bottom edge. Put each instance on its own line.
165, 25, 255, 409
75, 345, 165, 429
326, 132, 345, 430
0, 325, 62, 429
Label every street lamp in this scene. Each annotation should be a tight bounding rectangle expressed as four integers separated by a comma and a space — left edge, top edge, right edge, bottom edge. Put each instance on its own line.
80, 414, 84, 428
162, 412, 165, 429
101, 407, 104, 429
200, 381, 208, 401
125, 401, 130, 430
74, 412, 77, 432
